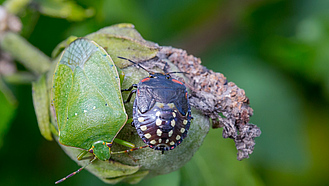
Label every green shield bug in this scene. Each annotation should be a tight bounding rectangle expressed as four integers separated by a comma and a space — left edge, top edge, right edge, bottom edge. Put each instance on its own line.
52, 38, 142, 183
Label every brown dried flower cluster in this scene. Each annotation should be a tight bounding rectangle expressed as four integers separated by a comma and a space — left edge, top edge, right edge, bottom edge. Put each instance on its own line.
158, 47, 261, 160
0, 6, 21, 36
0, 6, 21, 76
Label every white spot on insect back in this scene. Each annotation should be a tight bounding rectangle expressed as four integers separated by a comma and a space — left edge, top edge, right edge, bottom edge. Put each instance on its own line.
156, 103, 164, 108
159, 139, 162, 143
165, 139, 169, 143
156, 119, 162, 126
140, 125, 147, 131
176, 135, 181, 140
150, 140, 156, 145
144, 133, 151, 139
171, 120, 175, 127
157, 129, 162, 136
156, 111, 161, 117
138, 117, 144, 122
169, 141, 175, 145
183, 120, 188, 125
180, 128, 185, 133
168, 130, 173, 137
167, 103, 175, 108
172, 112, 176, 118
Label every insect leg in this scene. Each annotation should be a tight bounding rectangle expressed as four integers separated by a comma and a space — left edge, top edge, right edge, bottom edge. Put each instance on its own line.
121, 84, 137, 92
123, 89, 137, 103
122, 84, 137, 103
111, 145, 149, 155
77, 150, 89, 160
113, 138, 136, 148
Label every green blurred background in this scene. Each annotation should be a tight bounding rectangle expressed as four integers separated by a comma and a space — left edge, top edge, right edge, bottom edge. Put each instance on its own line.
1, 0, 329, 185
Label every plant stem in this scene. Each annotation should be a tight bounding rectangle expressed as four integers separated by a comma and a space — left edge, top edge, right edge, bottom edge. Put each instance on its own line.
1, 32, 51, 75
3, 71, 36, 84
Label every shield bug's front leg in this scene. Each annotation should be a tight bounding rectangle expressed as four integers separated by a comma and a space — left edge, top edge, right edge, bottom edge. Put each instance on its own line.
111, 139, 149, 161
121, 84, 137, 103
124, 89, 137, 103
126, 118, 135, 127
111, 145, 149, 155
121, 84, 137, 92
77, 151, 89, 160
113, 138, 136, 149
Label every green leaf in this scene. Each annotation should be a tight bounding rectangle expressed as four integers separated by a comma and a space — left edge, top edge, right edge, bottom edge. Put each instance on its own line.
32, 74, 52, 141
0, 32, 51, 75
52, 24, 159, 70
52, 24, 159, 69
38, 0, 94, 21
85, 23, 159, 68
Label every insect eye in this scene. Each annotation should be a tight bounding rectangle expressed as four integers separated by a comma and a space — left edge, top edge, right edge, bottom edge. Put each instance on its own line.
166, 75, 170, 79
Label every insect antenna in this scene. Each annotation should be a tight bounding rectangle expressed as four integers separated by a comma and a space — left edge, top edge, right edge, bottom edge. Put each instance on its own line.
167, 71, 187, 75
118, 56, 188, 76
55, 156, 97, 184
117, 56, 149, 72
160, 59, 187, 75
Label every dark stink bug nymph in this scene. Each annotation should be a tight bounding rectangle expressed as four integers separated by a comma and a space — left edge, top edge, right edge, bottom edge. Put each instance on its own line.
119, 57, 192, 153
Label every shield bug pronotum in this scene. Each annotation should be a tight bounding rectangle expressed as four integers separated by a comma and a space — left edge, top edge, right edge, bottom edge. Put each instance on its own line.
52, 38, 144, 184
119, 57, 192, 154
